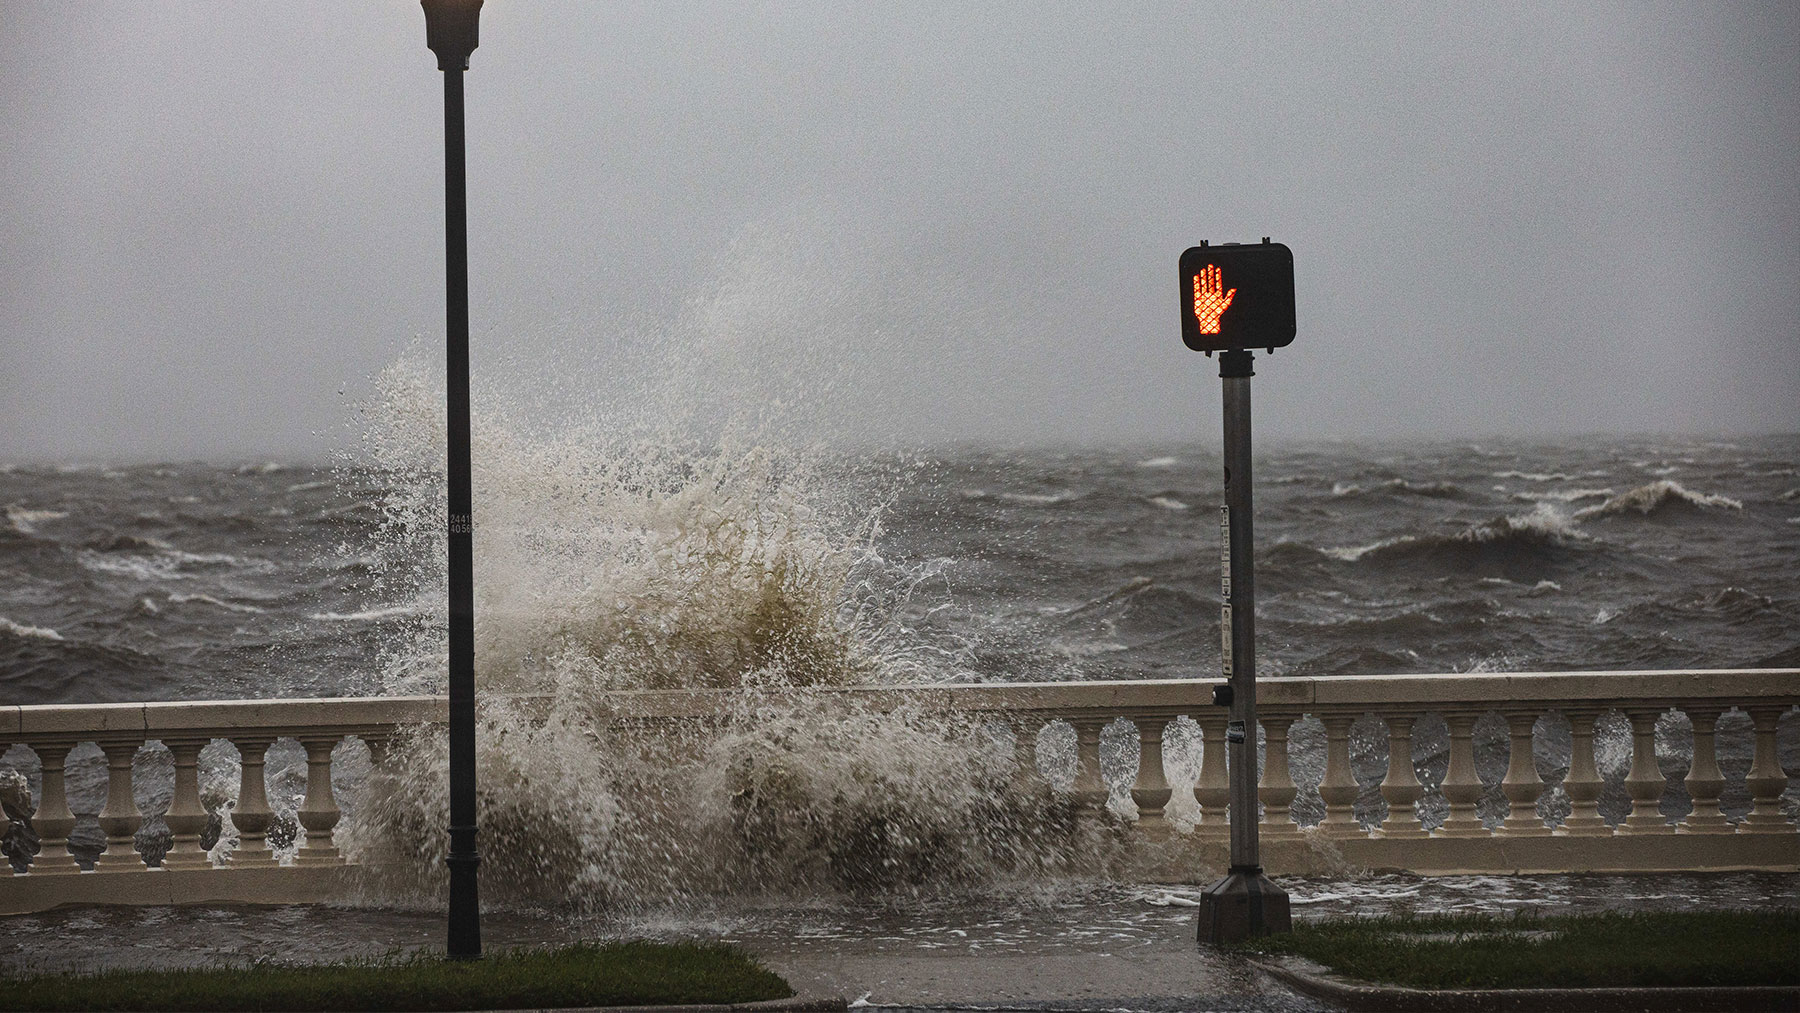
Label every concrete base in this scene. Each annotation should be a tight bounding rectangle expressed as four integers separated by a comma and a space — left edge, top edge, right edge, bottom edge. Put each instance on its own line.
0, 865, 362, 916
1197, 867, 1292, 944
1128, 825, 1800, 882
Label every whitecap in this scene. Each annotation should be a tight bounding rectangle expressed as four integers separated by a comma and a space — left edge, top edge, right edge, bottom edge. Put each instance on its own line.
1331, 481, 1362, 496
78, 552, 183, 581
168, 593, 266, 615
1574, 480, 1742, 519
1493, 470, 1573, 481
1136, 456, 1179, 469
309, 604, 426, 622
285, 480, 333, 493
0, 617, 62, 641
4, 507, 69, 534
1510, 487, 1613, 504
998, 491, 1076, 505
1148, 496, 1189, 511
1592, 608, 1618, 625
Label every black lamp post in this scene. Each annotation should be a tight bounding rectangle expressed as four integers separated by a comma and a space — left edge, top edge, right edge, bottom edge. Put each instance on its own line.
421, 0, 483, 961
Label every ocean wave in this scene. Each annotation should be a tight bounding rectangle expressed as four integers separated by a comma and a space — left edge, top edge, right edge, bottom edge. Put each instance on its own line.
996, 490, 1081, 506
1331, 478, 1462, 499
1510, 487, 1613, 504
85, 533, 173, 553
1323, 505, 1585, 570
4, 506, 68, 535
308, 603, 427, 622
1778, 488, 1799, 502
1573, 480, 1742, 520
1147, 495, 1189, 511
285, 480, 333, 493
167, 593, 266, 615
0, 617, 63, 641
78, 552, 184, 581
1493, 470, 1574, 482
1136, 456, 1179, 469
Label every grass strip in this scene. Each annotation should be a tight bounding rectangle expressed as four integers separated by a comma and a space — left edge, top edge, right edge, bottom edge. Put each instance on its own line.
1234, 909, 1800, 991
0, 940, 794, 1012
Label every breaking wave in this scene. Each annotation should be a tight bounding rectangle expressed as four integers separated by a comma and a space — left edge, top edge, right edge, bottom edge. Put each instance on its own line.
1574, 480, 1743, 520
1333, 479, 1462, 499
341, 356, 1089, 910
0, 617, 63, 642
1323, 505, 1586, 573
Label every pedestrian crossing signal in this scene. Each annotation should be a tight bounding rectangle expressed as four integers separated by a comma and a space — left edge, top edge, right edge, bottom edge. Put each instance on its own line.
1179, 241, 1295, 352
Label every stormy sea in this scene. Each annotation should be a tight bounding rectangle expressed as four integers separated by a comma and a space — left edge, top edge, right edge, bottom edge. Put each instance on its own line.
5, 435, 1796, 706
1, 370, 1797, 949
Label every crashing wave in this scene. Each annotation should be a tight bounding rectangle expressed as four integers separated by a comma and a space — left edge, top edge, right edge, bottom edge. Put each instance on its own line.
1323, 505, 1584, 568
167, 593, 266, 615
1510, 487, 1613, 504
1493, 470, 1574, 481
1573, 480, 1742, 520
338, 356, 1093, 910
0, 617, 63, 642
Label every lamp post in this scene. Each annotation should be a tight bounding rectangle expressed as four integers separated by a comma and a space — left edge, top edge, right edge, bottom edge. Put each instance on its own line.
421, 0, 483, 961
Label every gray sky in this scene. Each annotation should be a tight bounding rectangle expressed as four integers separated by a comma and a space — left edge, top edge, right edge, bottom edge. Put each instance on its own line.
3, 1, 1797, 460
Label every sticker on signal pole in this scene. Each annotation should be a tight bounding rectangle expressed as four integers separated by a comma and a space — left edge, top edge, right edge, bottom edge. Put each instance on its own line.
1178, 242, 1297, 352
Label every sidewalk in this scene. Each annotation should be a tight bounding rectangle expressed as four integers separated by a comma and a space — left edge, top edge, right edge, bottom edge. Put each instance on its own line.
748, 937, 1329, 1011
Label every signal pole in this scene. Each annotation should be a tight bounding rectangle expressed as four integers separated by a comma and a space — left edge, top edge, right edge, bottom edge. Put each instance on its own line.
1177, 239, 1294, 945
1196, 348, 1290, 944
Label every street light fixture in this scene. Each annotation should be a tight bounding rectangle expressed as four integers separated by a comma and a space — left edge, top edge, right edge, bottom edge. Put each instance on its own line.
421, 0, 483, 961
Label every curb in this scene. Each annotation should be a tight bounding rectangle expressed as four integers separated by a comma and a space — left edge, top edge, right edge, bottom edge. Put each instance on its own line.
479, 998, 848, 1013
1253, 958, 1799, 1012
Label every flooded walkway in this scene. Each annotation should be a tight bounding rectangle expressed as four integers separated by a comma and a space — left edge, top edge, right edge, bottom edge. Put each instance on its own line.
0, 873, 1792, 1010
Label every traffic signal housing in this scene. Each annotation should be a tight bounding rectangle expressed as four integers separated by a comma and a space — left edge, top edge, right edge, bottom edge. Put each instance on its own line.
1178, 241, 1296, 353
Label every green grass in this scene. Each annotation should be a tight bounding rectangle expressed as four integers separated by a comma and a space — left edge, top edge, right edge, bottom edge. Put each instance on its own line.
0, 940, 794, 1012
1235, 909, 1800, 991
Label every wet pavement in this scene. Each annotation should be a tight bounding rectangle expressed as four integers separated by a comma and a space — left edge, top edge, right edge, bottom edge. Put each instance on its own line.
0, 873, 1793, 1010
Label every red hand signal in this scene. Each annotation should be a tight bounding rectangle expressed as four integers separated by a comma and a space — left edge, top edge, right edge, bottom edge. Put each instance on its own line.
1192, 264, 1236, 335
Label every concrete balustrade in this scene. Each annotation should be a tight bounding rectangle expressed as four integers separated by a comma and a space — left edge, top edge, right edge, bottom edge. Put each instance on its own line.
598, 668, 1798, 876
0, 697, 440, 914
0, 671, 1793, 914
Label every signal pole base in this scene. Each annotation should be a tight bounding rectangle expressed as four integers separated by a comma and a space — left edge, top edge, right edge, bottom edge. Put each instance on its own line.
1197, 866, 1291, 945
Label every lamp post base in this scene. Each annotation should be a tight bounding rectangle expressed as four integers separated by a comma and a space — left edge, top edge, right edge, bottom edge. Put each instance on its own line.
1197, 866, 1291, 945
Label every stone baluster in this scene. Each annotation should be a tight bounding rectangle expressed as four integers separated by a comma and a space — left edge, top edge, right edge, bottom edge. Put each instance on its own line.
1679, 708, 1731, 834
29, 743, 81, 874
1258, 714, 1301, 839
1498, 710, 1550, 837
1618, 708, 1673, 835
160, 739, 213, 870
1436, 712, 1489, 837
295, 735, 345, 865
93, 739, 146, 871
1558, 709, 1610, 836
1128, 716, 1172, 826
228, 737, 278, 867
1194, 714, 1229, 838
1741, 706, 1793, 834
0, 741, 10, 842
364, 732, 392, 766
1070, 717, 1108, 811
1377, 713, 1427, 838
1317, 713, 1362, 838
1009, 717, 1044, 795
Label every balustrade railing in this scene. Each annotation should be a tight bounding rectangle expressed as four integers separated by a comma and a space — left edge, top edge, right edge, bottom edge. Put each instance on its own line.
0, 670, 1793, 912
